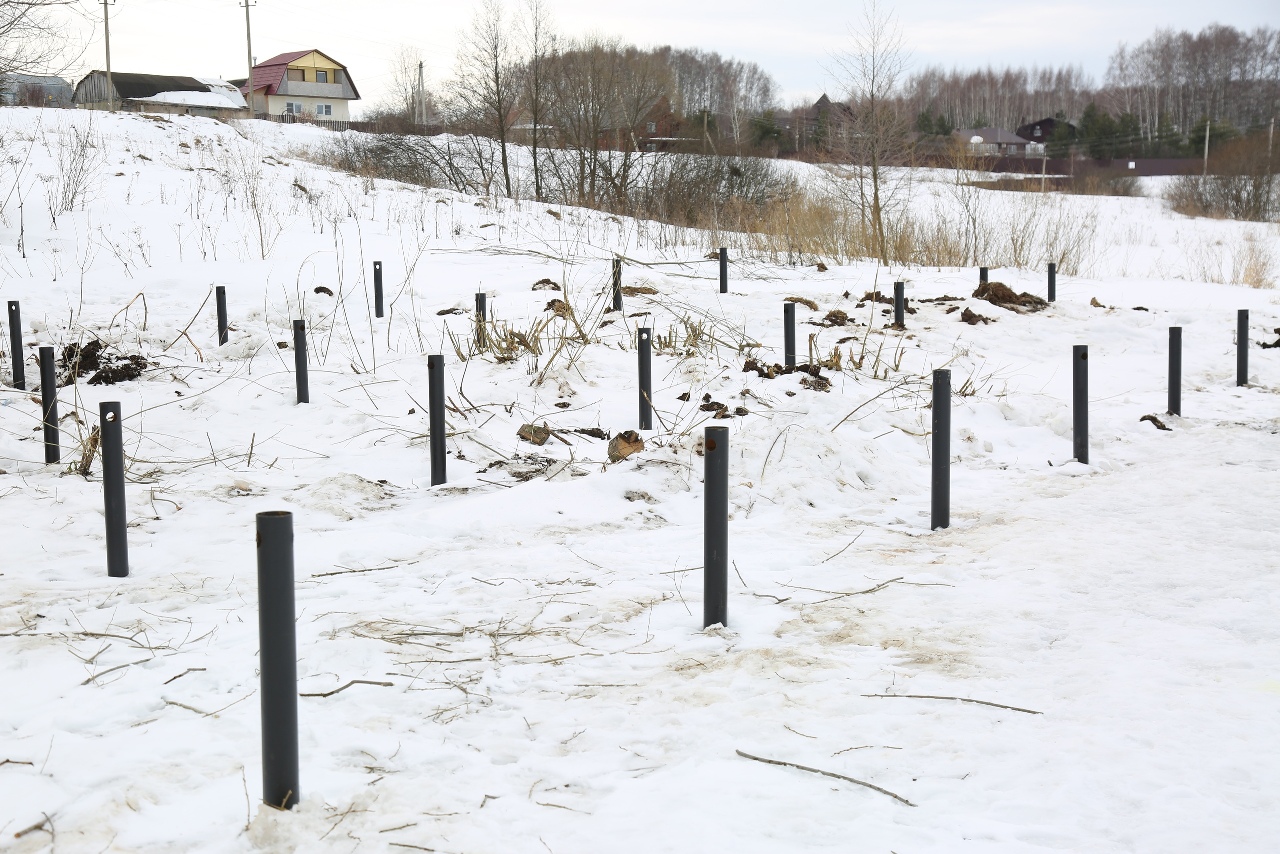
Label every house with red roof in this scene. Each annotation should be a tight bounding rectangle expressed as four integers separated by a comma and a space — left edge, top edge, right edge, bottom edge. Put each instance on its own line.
233, 49, 360, 121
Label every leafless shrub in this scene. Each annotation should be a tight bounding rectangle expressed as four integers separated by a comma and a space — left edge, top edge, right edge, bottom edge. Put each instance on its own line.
42, 119, 104, 218
1166, 134, 1278, 222
212, 139, 283, 259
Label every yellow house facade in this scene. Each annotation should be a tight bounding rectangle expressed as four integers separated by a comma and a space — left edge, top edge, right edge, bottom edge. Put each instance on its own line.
238, 49, 360, 122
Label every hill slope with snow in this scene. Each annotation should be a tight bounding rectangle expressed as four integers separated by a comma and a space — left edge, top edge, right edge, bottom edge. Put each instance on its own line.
0, 109, 1278, 852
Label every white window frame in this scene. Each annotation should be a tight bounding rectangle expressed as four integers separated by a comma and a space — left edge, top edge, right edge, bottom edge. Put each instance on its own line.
315, 103, 332, 117
284, 101, 304, 115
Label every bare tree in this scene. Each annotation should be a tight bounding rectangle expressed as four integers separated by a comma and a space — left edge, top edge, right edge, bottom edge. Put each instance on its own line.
0, 0, 82, 75
518, 0, 554, 201
381, 46, 428, 122
832, 0, 910, 265
450, 0, 522, 197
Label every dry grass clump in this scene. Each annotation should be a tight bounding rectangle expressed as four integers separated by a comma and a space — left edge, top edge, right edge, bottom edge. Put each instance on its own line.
1165, 135, 1278, 223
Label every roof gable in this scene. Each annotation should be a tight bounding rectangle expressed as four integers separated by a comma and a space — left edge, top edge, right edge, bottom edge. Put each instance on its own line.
242, 49, 358, 99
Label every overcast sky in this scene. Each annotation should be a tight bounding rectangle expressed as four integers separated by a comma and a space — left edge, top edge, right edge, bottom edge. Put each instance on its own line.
58, 0, 1278, 112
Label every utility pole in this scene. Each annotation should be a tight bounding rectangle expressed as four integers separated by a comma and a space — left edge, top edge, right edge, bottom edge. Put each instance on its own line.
1268, 116, 1275, 169
417, 60, 424, 125
101, 0, 114, 112
1202, 118, 1212, 177
242, 0, 256, 116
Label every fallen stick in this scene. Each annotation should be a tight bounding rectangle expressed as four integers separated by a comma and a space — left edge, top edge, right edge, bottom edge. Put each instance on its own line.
862, 694, 1042, 715
80, 657, 151, 685
301, 679, 394, 698
13, 815, 50, 838
735, 749, 916, 806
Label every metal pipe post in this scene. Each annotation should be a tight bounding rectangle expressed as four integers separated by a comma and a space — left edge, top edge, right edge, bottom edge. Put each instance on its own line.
980, 266, 989, 284
783, 302, 796, 368
718, 247, 728, 294
893, 281, 905, 327
612, 258, 623, 312
1168, 327, 1182, 415
1237, 309, 1248, 387
1073, 345, 1089, 464
428, 355, 447, 485
1047, 262, 1057, 303
373, 261, 384, 318
39, 346, 58, 464
638, 328, 653, 430
931, 369, 950, 530
256, 510, 300, 811
293, 320, 309, 404
8, 301, 23, 389
99, 402, 129, 577
475, 292, 487, 350
215, 286, 229, 346
703, 425, 728, 629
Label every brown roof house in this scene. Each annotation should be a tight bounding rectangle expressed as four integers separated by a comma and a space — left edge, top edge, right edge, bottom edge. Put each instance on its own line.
73, 72, 247, 117
235, 50, 360, 121
952, 127, 1031, 156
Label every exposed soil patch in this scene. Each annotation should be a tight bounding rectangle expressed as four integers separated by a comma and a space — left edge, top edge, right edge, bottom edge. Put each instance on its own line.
60, 339, 104, 379
544, 299, 573, 319
1260, 328, 1280, 349
920, 295, 964, 303
570, 427, 609, 440
532, 278, 561, 291
856, 291, 916, 314
741, 359, 825, 380
88, 356, 149, 385
785, 296, 819, 311
1140, 414, 1172, 431
960, 307, 994, 325
59, 339, 150, 386
800, 374, 831, 392
973, 282, 1048, 313
621, 286, 658, 296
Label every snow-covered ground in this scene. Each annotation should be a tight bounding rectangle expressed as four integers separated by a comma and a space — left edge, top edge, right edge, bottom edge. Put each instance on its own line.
1, 108, 1278, 852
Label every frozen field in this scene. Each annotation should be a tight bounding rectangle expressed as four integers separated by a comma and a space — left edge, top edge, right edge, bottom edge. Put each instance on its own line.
1, 109, 1278, 852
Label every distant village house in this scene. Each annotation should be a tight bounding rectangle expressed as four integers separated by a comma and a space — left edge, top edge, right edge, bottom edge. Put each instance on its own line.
234, 50, 360, 121
1, 73, 72, 107
952, 127, 1033, 156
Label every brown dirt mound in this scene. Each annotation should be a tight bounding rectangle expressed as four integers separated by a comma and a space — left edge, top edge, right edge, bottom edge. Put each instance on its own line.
60, 340, 150, 386
88, 356, 148, 385
973, 282, 1047, 313
960, 307, 994, 325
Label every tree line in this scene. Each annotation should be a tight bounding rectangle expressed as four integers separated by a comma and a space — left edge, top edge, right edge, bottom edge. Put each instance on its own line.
907, 24, 1279, 158
373, 0, 784, 205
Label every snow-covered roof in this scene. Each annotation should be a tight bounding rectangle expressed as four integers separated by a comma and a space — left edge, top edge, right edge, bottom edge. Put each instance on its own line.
130, 78, 246, 110
133, 88, 247, 110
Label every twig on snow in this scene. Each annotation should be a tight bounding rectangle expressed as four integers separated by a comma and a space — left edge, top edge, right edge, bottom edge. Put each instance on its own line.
735, 749, 916, 806
301, 679, 394, 698
862, 694, 1042, 715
